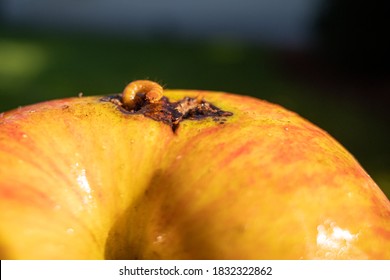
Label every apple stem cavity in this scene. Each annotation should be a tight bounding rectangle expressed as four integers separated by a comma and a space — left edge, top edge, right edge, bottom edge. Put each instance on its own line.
101, 80, 233, 132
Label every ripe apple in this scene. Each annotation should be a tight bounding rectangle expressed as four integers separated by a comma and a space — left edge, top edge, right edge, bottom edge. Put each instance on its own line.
0, 80, 389, 260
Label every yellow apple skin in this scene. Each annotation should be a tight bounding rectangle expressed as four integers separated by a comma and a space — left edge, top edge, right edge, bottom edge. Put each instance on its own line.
0, 90, 389, 259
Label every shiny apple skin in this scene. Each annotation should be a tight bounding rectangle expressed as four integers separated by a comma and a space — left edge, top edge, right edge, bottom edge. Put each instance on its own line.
0, 96, 173, 259
0, 90, 389, 259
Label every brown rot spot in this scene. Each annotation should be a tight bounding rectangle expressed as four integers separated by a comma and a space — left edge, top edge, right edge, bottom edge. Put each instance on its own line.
100, 81, 233, 132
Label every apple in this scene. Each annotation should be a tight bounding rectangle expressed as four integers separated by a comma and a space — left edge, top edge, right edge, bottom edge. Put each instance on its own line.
0, 80, 389, 260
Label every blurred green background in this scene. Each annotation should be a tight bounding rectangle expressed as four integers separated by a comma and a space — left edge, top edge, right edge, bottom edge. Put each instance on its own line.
0, 0, 389, 198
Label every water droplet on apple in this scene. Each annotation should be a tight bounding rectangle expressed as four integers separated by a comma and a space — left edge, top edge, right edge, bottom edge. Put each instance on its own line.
154, 234, 165, 244
70, 161, 93, 205
316, 220, 358, 257
76, 169, 93, 203
66, 228, 75, 235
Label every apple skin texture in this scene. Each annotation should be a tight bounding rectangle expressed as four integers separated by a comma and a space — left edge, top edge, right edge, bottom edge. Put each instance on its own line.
0, 90, 389, 259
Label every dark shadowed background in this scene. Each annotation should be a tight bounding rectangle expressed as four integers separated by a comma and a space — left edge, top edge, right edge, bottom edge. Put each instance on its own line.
1, 0, 389, 197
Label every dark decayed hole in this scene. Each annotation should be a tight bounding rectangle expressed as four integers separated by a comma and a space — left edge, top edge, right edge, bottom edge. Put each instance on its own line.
100, 94, 233, 132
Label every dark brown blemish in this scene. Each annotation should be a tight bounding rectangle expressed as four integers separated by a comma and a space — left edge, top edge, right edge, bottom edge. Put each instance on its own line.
100, 94, 233, 132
